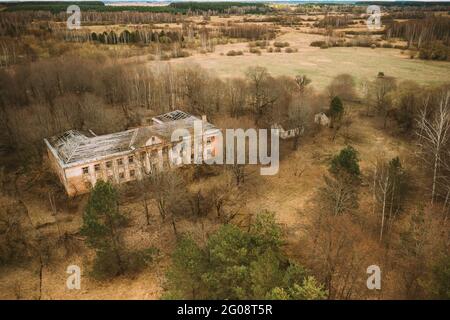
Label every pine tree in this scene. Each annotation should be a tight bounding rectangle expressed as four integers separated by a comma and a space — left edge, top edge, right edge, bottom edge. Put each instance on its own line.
81, 180, 126, 279
330, 145, 360, 178
329, 96, 344, 127
164, 211, 327, 299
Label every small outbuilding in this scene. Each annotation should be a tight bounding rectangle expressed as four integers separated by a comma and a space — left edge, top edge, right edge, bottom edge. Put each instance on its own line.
314, 112, 330, 127
271, 123, 304, 140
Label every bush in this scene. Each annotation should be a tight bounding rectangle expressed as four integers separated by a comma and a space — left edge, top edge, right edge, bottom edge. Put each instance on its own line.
249, 40, 268, 49
249, 47, 262, 55
171, 50, 190, 58
285, 47, 297, 53
226, 50, 243, 56
160, 53, 171, 60
274, 47, 281, 53
273, 41, 290, 48
255, 40, 268, 48
91, 247, 157, 280
330, 146, 360, 178
419, 43, 449, 61
310, 40, 326, 47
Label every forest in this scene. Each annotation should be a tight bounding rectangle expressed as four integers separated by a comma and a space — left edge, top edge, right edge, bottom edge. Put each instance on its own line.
0, 1, 449, 300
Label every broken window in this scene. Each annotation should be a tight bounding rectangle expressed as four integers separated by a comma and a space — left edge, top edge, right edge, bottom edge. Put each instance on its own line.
106, 161, 112, 168
129, 169, 135, 178
94, 164, 100, 172
140, 152, 146, 161
128, 156, 134, 164
117, 158, 123, 166
82, 167, 89, 174
119, 172, 125, 180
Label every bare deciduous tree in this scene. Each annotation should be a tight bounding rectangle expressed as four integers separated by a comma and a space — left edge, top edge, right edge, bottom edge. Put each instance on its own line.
370, 155, 409, 242
416, 90, 450, 204
319, 174, 359, 217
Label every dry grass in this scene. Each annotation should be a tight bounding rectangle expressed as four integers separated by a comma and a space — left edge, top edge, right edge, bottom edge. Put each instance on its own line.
150, 30, 450, 89
0, 102, 425, 299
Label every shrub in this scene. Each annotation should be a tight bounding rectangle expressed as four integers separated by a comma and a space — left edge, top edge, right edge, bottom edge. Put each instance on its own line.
419, 43, 449, 61
171, 50, 190, 58
273, 41, 290, 48
255, 40, 268, 48
249, 47, 262, 55
274, 47, 281, 53
226, 50, 243, 56
160, 53, 171, 60
330, 146, 360, 178
310, 40, 326, 47
285, 47, 297, 53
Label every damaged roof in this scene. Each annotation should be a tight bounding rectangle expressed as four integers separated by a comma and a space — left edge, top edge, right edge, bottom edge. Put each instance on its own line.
46, 128, 136, 166
45, 110, 218, 167
152, 110, 191, 123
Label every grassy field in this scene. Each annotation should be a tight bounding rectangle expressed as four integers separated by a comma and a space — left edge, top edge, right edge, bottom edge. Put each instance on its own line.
158, 31, 450, 89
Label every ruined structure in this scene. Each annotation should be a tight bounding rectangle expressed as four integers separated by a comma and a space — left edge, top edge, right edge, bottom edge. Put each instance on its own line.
45, 110, 219, 196
271, 123, 304, 140
314, 112, 330, 127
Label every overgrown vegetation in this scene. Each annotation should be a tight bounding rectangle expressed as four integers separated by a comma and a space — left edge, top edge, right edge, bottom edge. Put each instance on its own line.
81, 181, 156, 280
0, 1, 449, 300
164, 211, 327, 300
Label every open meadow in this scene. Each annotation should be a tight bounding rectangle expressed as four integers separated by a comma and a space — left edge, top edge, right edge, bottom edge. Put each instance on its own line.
156, 31, 450, 89
0, 1, 449, 301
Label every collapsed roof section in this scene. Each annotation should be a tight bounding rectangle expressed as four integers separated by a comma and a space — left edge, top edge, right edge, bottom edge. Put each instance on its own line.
44, 110, 218, 168
152, 110, 191, 123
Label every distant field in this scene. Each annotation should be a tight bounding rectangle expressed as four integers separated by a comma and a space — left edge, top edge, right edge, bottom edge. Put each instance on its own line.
158, 32, 450, 89
3, 1, 268, 13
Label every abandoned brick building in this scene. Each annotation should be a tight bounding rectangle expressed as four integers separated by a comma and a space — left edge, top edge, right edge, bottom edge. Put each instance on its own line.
44, 110, 220, 196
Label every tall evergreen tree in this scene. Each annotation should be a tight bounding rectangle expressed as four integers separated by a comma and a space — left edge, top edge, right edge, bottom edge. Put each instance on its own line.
164, 211, 327, 299
329, 96, 344, 127
80, 181, 126, 279
330, 145, 360, 178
